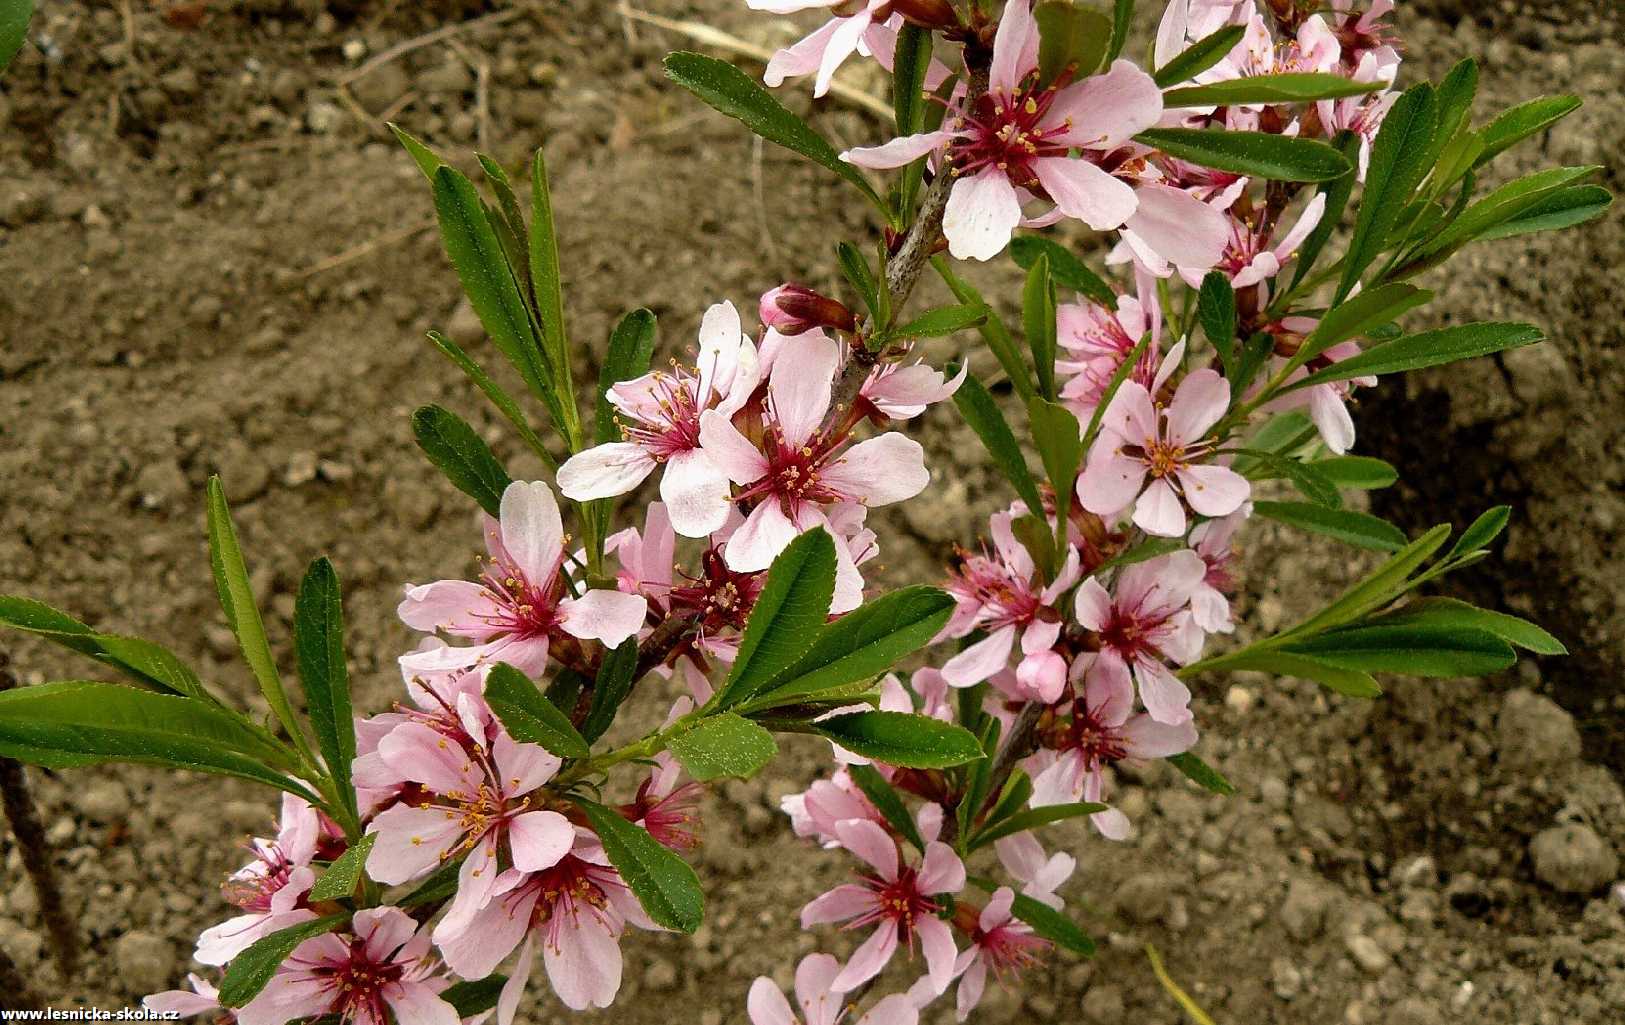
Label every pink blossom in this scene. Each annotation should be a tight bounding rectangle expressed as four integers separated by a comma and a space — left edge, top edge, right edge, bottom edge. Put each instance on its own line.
747, 953, 919, 1025
236, 907, 457, 1025
606, 501, 676, 612
1029, 650, 1198, 838
194, 795, 320, 966
843, 1, 1162, 261
557, 302, 759, 536
1319, 48, 1401, 179
948, 887, 1050, 1021
993, 831, 1075, 910
143, 974, 223, 1020
437, 833, 655, 1015
1153, 0, 1250, 74
1188, 507, 1247, 633
1071, 550, 1209, 724
1261, 316, 1378, 453
801, 818, 965, 994
1077, 369, 1250, 537
860, 359, 968, 421
397, 481, 648, 677
756, 1, 900, 99
782, 767, 885, 847
940, 507, 1080, 700
625, 751, 703, 851
1182, 192, 1328, 291
698, 334, 928, 575
364, 719, 574, 942
1056, 284, 1161, 423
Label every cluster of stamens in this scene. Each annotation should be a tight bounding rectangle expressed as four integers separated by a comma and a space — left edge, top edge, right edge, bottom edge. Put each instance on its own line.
949, 81, 1075, 188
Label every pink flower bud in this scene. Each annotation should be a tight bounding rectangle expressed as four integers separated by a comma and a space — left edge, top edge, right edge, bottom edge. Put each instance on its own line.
760, 284, 857, 336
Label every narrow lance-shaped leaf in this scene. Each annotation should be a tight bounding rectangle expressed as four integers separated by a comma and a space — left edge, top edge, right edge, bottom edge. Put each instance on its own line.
662, 52, 886, 211
1134, 128, 1351, 182
1295, 322, 1543, 387
934, 257, 1038, 402
889, 303, 987, 341
1474, 94, 1581, 168
1334, 83, 1437, 302
1366, 596, 1566, 656
811, 711, 984, 769
1253, 501, 1408, 552
485, 663, 590, 760
1285, 130, 1360, 295
596, 309, 659, 444
1022, 255, 1059, 399
713, 529, 837, 710
891, 22, 931, 136
1283, 623, 1515, 678
1028, 399, 1083, 524
1197, 271, 1236, 376
0, 596, 213, 702
1152, 24, 1244, 87
574, 799, 704, 933
294, 558, 356, 818
389, 122, 445, 180
411, 404, 513, 518
308, 835, 376, 901
428, 331, 556, 472
667, 713, 778, 781
1312, 456, 1398, 490
529, 148, 581, 446
1284, 282, 1432, 377
951, 370, 1045, 515
1008, 235, 1114, 306
1167, 752, 1235, 796
971, 802, 1108, 848
1106, 0, 1133, 62
1474, 184, 1612, 241
1164, 73, 1382, 108
1034, 0, 1111, 85
219, 914, 349, 1007
1449, 505, 1510, 560
581, 639, 638, 744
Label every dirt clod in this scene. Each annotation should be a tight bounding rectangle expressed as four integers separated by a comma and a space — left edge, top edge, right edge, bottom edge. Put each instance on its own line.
1530, 824, 1620, 895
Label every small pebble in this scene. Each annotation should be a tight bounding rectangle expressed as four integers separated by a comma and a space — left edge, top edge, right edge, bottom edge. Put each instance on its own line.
1346, 934, 1390, 974
1531, 823, 1619, 894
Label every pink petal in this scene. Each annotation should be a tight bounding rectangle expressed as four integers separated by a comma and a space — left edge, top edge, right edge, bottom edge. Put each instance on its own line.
793, 953, 842, 1018
843, 130, 959, 170
194, 909, 316, 967
499, 481, 563, 582
1132, 477, 1188, 537
144, 984, 220, 1019
1072, 578, 1113, 631
495, 937, 536, 1025
1102, 380, 1159, 445
1051, 60, 1163, 148
1016, 649, 1067, 703
768, 331, 841, 449
1310, 386, 1357, 454
747, 978, 798, 1025
1175, 463, 1251, 517
763, 18, 843, 87
438, 834, 499, 937
830, 924, 899, 993
916, 914, 959, 994
814, 14, 870, 98
1124, 184, 1232, 270
557, 589, 648, 646
509, 810, 574, 872
801, 883, 875, 927
956, 959, 989, 1021
1077, 449, 1148, 517
1122, 713, 1199, 758
542, 909, 623, 1010
364, 805, 463, 885
377, 722, 480, 795
1134, 658, 1194, 724
917, 841, 966, 895
940, 624, 1017, 687
858, 995, 920, 1025
660, 450, 733, 538
1083, 651, 1135, 726
836, 818, 900, 880
1272, 191, 1328, 262
995, 833, 1045, 884
989, 0, 1039, 96
492, 731, 561, 794
698, 409, 769, 485
1165, 369, 1230, 445
943, 169, 1024, 262
397, 580, 501, 635
556, 443, 656, 501
385, 983, 458, 1025
436, 885, 536, 979
1029, 751, 1085, 807
1092, 806, 1133, 841
820, 433, 930, 506
1035, 157, 1138, 231
723, 501, 801, 573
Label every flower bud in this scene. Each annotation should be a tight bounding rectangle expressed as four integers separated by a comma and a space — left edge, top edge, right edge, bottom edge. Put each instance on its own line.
759, 284, 857, 336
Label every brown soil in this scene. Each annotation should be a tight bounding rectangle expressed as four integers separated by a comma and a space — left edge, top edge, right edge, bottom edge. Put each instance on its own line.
0, 1, 1621, 1023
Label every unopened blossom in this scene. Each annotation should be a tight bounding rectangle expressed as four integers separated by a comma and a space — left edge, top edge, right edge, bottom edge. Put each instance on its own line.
144, 974, 222, 1020
1188, 506, 1247, 633
993, 831, 1075, 910
236, 907, 457, 1025
558, 301, 759, 536
1072, 550, 1208, 724
948, 887, 1050, 1021
1077, 367, 1250, 537
365, 720, 574, 941
437, 832, 656, 1015
844, 0, 1164, 261
761, 283, 857, 336
1030, 649, 1199, 838
801, 817, 965, 994
940, 507, 1080, 700
698, 333, 928, 575
748, 953, 919, 1025
397, 481, 648, 676
194, 795, 320, 966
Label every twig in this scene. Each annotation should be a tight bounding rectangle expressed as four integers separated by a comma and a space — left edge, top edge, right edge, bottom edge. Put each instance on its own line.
336, 7, 526, 86
615, 3, 892, 119
289, 218, 437, 279
0, 653, 79, 980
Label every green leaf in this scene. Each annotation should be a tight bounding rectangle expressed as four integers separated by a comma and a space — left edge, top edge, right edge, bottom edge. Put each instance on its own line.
1448, 505, 1510, 560
485, 663, 590, 759
663, 51, 885, 210
0, 596, 213, 701
427, 331, 556, 472
1197, 271, 1236, 375
1335, 82, 1437, 302
847, 763, 926, 851
1135, 128, 1350, 182
0, 681, 312, 797
957, 718, 1000, 843
1230, 329, 1277, 396
950, 370, 1045, 514
1284, 624, 1515, 678
714, 530, 837, 710
597, 309, 660, 444
1008, 236, 1115, 306
411, 404, 513, 517
1417, 58, 1479, 183
1028, 398, 1083, 511
528, 147, 578, 437
581, 640, 637, 744
1242, 452, 1341, 508
837, 242, 884, 323
811, 711, 983, 769
432, 166, 554, 409
746, 587, 955, 710
1201, 649, 1383, 698
478, 155, 532, 289
1023, 256, 1059, 399
1474, 94, 1581, 168
1290, 524, 1451, 637
1035, 0, 1112, 86
1367, 597, 1566, 656
294, 558, 356, 816
1254, 501, 1407, 552
1285, 283, 1432, 376
1152, 24, 1245, 87
1088, 537, 1187, 578
388, 122, 445, 180
0, 0, 29, 74
1312, 456, 1398, 490
933, 258, 1038, 402
219, 914, 348, 1007
1295, 322, 1543, 387
667, 713, 778, 781
206, 477, 307, 755
1167, 752, 1234, 795
1004, 888, 1096, 956
574, 799, 703, 932
892, 23, 932, 136
441, 978, 507, 1019
1408, 166, 1601, 262
308, 835, 375, 901
971, 802, 1107, 849
1474, 184, 1612, 241
1285, 130, 1360, 294
1164, 73, 1381, 108
1106, 0, 1133, 62
890, 303, 988, 341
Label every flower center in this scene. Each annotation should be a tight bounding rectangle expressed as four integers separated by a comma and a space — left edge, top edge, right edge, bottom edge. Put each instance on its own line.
618, 365, 704, 460
950, 85, 1074, 188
